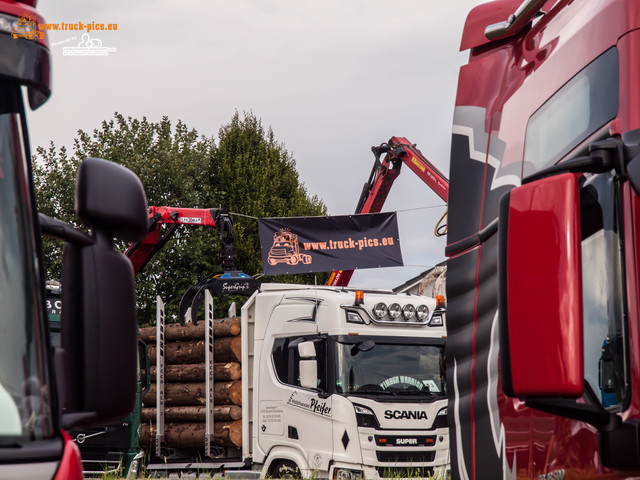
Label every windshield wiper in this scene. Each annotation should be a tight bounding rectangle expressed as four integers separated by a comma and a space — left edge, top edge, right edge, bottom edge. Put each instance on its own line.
350, 389, 398, 396
398, 390, 434, 396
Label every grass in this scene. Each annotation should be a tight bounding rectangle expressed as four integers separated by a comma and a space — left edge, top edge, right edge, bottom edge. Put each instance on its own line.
101, 472, 450, 480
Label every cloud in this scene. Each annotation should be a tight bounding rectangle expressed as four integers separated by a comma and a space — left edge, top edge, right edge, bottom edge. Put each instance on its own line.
28, 0, 486, 290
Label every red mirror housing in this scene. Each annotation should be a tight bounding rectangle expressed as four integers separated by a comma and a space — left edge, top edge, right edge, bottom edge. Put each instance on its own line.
499, 172, 584, 398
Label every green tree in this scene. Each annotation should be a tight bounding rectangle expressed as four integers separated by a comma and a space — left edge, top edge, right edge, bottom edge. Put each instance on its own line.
34, 112, 326, 325
213, 112, 327, 280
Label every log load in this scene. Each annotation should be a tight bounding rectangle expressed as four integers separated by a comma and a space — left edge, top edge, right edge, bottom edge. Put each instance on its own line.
142, 381, 242, 407
148, 336, 241, 364
140, 314, 243, 457
149, 362, 241, 382
140, 420, 242, 449
141, 405, 242, 423
140, 317, 240, 343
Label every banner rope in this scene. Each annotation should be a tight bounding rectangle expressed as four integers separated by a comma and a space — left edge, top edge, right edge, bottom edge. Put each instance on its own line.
228, 204, 446, 221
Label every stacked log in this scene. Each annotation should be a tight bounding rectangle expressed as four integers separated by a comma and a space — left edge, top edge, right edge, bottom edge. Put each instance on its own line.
140, 421, 242, 449
140, 318, 242, 449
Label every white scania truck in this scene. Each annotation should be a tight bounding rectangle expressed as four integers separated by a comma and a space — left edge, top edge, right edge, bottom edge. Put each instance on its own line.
243, 284, 449, 479
148, 283, 449, 479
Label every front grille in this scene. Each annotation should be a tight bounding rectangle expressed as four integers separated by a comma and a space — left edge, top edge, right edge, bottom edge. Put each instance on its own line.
375, 435, 436, 447
376, 466, 434, 478
376, 450, 436, 463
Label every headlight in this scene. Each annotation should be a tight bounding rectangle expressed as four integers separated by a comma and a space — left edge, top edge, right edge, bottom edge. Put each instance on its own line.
388, 303, 401, 319
416, 304, 429, 321
429, 313, 444, 327
372, 302, 387, 319
334, 468, 363, 480
354, 404, 379, 428
402, 304, 416, 320
432, 407, 448, 429
346, 311, 365, 324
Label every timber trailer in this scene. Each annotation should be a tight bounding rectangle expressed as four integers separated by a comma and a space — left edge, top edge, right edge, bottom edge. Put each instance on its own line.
446, 0, 640, 478
0, 0, 149, 477
147, 285, 449, 479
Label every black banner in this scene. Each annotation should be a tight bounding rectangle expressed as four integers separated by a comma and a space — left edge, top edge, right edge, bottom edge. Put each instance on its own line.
258, 212, 403, 275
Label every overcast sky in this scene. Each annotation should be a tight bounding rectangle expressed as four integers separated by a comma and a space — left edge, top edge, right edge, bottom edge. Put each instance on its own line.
27, 0, 486, 290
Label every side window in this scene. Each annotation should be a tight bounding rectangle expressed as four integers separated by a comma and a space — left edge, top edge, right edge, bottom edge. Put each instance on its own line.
271, 336, 326, 390
525, 47, 618, 171
272, 337, 290, 383
580, 172, 628, 408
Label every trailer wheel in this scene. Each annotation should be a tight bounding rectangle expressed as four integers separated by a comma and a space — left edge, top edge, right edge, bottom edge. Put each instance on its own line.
271, 460, 300, 479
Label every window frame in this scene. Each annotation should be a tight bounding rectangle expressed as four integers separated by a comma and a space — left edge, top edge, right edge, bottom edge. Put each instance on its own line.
579, 171, 630, 410
524, 47, 619, 172
271, 335, 328, 392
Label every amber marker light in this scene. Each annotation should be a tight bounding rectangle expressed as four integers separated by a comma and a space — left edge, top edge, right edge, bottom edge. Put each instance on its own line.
354, 290, 364, 305
436, 295, 446, 308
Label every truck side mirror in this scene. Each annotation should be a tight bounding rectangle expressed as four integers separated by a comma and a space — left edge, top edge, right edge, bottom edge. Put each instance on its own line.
351, 340, 375, 356
626, 153, 640, 198
61, 158, 148, 429
298, 341, 318, 389
75, 157, 149, 242
498, 172, 584, 398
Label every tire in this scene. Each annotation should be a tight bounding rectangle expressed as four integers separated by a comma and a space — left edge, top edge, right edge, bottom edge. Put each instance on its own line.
287, 256, 299, 265
271, 460, 300, 479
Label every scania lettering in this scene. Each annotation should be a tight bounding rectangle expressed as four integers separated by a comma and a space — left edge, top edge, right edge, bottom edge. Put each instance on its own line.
384, 410, 429, 420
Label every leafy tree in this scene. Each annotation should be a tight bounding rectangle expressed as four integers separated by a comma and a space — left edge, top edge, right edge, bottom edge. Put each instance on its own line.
213, 112, 327, 279
34, 112, 326, 325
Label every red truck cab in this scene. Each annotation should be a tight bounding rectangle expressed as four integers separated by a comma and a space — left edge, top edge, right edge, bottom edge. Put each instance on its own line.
446, 0, 640, 478
0, 1, 149, 477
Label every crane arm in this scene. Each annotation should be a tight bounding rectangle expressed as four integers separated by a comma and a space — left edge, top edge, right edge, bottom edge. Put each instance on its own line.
125, 206, 233, 276
384, 136, 448, 202
126, 206, 259, 325
327, 137, 448, 287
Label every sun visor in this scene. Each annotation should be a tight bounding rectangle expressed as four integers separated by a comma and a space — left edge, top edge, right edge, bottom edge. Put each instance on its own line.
0, 21, 51, 109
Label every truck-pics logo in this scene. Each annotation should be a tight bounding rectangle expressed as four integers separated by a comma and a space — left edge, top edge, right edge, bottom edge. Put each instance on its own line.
267, 229, 312, 266
11, 15, 44, 40
287, 391, 331, 417
259, 212, 403, 275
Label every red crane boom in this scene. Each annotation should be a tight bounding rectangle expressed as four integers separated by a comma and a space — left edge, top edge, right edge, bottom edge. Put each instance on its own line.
327, 136, 448, 286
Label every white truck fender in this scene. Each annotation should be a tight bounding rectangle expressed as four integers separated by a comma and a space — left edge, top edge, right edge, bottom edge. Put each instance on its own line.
261, 446, 310, 477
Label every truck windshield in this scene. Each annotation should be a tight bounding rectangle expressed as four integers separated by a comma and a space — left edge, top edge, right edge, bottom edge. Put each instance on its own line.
334, 340, 445, 397
0, 94, 53, 443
